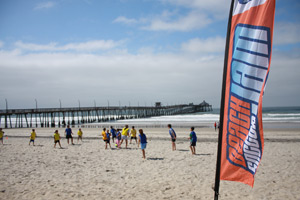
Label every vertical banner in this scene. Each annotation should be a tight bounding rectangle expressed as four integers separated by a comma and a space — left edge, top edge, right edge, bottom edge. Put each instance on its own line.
220, 0, 276, 187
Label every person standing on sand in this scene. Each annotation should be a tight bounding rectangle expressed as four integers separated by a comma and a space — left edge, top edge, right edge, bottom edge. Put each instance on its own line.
110, 126, 116, 143
106, 129, 111, 149
77, 128, 83, 143
138, 129, 147, 159
102, 128, 111, 149
115, 129, 121, 148
65, 125, 74, 145
168, 124, 176, 151
214, 122, 217, 131
189, 127, 197, 155
0, 128, 4, 145
54, 130, 62, 148
29, 129, 37, 146
120, 125, 129, 149
130, 126, 137, 145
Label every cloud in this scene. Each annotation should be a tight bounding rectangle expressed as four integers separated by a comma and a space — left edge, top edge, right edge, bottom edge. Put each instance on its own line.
181, 37, 226, 53
14, 40, 124, 52
0, 39, 299, 109
114, 0, 229, 32
142, 11, 211, 31
34, 1, 55, 10
273, 22, 300, 45
113, 16, 139, 25
15, 41, 57, 51
161, 0, 230, 19
162, 0, 228, 11
0, 41, 224, 108
263, 51, 300, 106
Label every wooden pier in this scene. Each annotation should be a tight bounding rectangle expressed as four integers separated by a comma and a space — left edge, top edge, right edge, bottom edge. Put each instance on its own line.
0, 101, 212, 128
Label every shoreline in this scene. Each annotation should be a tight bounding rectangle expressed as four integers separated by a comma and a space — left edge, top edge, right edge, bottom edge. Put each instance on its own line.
1, 120, 300, 130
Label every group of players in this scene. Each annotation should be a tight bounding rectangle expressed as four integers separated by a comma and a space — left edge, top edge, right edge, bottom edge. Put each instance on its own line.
0, 123, 198, 159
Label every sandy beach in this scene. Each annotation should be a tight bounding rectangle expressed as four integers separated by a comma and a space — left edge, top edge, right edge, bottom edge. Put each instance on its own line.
0, 126, 299, 200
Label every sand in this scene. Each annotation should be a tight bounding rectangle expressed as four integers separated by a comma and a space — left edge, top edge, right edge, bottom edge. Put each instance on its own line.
0, 127, 299, 200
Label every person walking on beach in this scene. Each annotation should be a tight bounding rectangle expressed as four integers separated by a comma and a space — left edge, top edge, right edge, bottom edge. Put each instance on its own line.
168, 124, 176, 151
29, 129, 37, 146
65, 125, 74, 145
102, 128, 111, 149
54, 130, 62, 148
120, 125, 129, 149
0, 128, 4, 145
189, 127, 197, 155
214, 122, 217, 131
115, 129, 121, 148
130, 126, 137, 145
110, 126, 116, 143
106, 129, 111, 149
138, 129, 147, 159
77, 128, 83, 143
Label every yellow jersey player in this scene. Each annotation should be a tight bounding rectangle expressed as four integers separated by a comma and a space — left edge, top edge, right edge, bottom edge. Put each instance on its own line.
77, 128, 83, 143
130, 126, 138, 145
0, 128, 4, 145
54, 130, 62, 148
29, 129, 36, 146
102, 128, 111, 149
120, 125, 129, 149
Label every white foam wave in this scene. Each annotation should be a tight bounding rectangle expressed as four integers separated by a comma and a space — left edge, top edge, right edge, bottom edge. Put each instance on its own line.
264, 113, 300, 117
118, 114, 220, 123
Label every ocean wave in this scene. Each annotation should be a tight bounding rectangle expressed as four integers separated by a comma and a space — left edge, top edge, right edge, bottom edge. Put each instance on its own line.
118, 114, 220, 123
118, 113, 300, 124
264, 113, 300, 117
262, 117, 300, 121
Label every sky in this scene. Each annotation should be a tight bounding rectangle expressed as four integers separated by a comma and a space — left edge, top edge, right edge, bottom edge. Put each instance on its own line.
0, 0, 299, 109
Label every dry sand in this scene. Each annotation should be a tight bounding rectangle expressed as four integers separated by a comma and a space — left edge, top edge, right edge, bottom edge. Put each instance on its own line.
0, 127, 299, 200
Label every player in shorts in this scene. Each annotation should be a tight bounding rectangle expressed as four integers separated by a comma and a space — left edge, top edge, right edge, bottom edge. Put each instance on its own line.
54, 130, 62, 148
0, 128, 4, 145
115, 129, 122, 148
65, 125, 74, 145
138, 129, 147, 159
189, 127, 197, 155
168, 124, 177, 151
110, 126, 116, 143
102, 128, 111, 149
120, 125, 129, 149
130, 126, 137, 144
29, 129, 36, 146
77, 128, 83, 143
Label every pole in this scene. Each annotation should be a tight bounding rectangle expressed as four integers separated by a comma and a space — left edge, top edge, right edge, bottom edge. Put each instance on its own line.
35, 99, 38, 127
5, 99, 8, 128
35, 99, 38, 110
214, 1, 235, 199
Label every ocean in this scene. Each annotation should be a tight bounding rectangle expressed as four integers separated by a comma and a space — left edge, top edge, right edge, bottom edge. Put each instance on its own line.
109, 106, 300, 129
1, 106, 299, 129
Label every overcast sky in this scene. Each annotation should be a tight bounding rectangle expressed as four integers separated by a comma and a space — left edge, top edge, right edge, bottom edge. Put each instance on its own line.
0, 0, 299, 109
